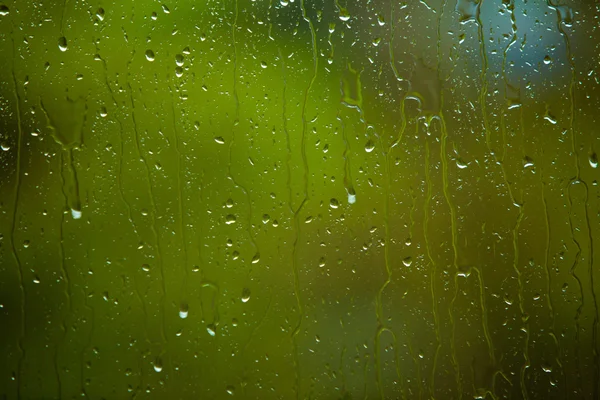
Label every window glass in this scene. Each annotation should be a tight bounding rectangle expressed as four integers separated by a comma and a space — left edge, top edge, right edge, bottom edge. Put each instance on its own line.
0, 0, 599, 398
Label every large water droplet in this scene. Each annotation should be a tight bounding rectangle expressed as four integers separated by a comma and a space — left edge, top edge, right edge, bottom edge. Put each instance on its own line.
145, 49, 155, 62
207, 324, 216, 337
589, 152, 598, 169
58, 37, 68, 52
179, 303, 189, 319
153, 358, 163, 372
241, 288, 251, 303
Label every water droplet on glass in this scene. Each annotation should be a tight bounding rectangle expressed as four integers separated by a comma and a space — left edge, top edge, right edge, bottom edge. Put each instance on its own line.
142, 264, 150, 272
402, 257, 412, 267
318, 257, 326, 268
179, 303, 188, 319
262, 214, 270, 224
225, 198, 234, 208
377, 14, 385, 26
260, 61, 268, 69
58, 37, 68, 52
456, 158, 468, 169
523, 156, 534, 169
226, 385, 235, 395
214, 136, 225, 144
241, 288, 251, 303
207, 324, 216, 337
589, 152, 598, 168
71, 209, 82, 219
175, 54, 184, 66
541, 364, 552, 373
23, 240, 30, 248
329, 198, 339, 209
251, 253, 260, 264
145, 49, 155, 62
153, 358, 163, 372
225, 214, 236, 225
162, 4, 170, 13
96, 8, 105, 21
0, 5, 10, 16
339, 9, 350, 21
347, 191, 356, 204
364, 140, 375, 153
33, 276, 41, 284
543, 55, 552, 65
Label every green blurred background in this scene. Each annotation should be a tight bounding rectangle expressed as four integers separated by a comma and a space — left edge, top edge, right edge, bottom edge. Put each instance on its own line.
0, 0, 599, 399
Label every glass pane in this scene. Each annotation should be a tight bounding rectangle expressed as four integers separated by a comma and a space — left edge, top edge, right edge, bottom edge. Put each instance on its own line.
0, 0, 598, 398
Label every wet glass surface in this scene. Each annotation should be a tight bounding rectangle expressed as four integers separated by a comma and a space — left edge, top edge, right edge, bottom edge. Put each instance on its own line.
0, 0, 599, 399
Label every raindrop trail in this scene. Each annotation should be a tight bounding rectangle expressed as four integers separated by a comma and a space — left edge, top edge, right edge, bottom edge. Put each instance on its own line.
550, 0, 599, 394
476, 0, 491, 152
548, 0, 600, 398
540, 163, 565, 393
510, 199, 528, 400
169, 88, 189, 300
292, 1, 318, 397
375, 135, 395, 400
230, 0, 259, 270
429, 1, 445, 396
424, 139, 441, 398
95, 49, 140, 239
126, 66, 168, 348
56, 151, 75, 399
10, 34, 26, 400
439, 113, 461, 397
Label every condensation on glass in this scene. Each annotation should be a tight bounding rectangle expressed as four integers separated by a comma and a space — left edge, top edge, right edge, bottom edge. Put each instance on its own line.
0, 0, 598, 399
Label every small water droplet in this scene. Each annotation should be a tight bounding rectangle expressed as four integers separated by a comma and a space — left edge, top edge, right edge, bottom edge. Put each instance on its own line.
214, 136, 225, 144
226, 385, 235, 395
523, 156, 534, 169
541, 364, 552, 373
318, 257, 326, 268
377, 14, 385, 26
589, 152, 598, 168
330, 198, 339, 209
141, 264, 150, 272
251, 253, 260, 264
179, 303, 189, 319
241, 288, 251, 303
347, 191, 356, 204
153, 358, 163, 372
0, 5, 10, 16
33, 276, 41, 284
96, 8, 105, 21
162, 4, 170, 13
71, 209, 82, 219
543, 55, 552, 65
145, 49, 155, 62
23, 240, 30, 248
260, 61, 268, 68
58, 37, 68, 52
364, 140, 375, 153
262, 214, 270, 224
225, 198, 234, 208
225, 214, 236, 225
175, 54, 184, 67
207, 324, 216, 337
456, 158, 468, 169
402, 257, 412, 267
